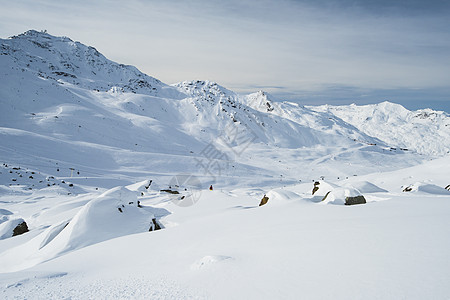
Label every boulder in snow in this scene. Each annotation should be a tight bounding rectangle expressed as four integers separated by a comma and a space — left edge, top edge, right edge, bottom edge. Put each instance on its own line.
402, 182, 450, 195
13, 221, 29, 236
309, 181, 366, 205
259, 194, 269, 206
345, 195, 366, 206
0, 218, 29, 239
149, 218, 162, 231
312, 181, 320, 195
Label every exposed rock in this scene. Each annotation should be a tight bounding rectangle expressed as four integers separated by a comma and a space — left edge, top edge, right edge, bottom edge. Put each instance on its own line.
312, 181, 320, 195
321, 191, 331, 202
144, 180, 152, 189
403, 186, 413, 192
149, 218, 162, 231
259, 194, 269, 206
160, 189, 179, 194
445, 185, 450, 191
12, 221, 29, 236
345, 195, 366, 206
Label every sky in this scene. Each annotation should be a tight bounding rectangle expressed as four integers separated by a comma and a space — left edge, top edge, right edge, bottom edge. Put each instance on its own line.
1, 0, 449, 112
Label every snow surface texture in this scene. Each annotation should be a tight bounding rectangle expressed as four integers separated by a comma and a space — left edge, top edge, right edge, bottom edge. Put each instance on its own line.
1, 30, 449, 299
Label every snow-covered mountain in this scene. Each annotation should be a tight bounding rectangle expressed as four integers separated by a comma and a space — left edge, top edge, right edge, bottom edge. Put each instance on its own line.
1, 31, 449, 299
1, 30, 433, 189
311, 102, 450, 156
0, 30, 182, 98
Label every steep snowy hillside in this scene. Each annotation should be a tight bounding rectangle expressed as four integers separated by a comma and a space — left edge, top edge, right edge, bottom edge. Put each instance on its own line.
310, 102, 450, 156
243, 91, 384, 146
173, 80, 362, 149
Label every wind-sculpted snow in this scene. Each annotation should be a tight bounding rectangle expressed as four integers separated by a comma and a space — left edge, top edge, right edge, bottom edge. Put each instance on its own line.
0, 186, 168, 272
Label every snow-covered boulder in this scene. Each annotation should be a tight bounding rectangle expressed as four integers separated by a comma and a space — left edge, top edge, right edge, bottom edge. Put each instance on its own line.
48, 186, 159, 253
402, 182, 450, 195
322, 186, 366, 205
345, 181, 387, 193
262, 189, 303, 206
309, 180, 366, 205
0, 218, 28, 239
310, 181, 338, 201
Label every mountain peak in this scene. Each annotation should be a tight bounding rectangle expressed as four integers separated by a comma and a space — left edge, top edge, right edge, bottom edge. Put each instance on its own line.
243, 90, 275, 112
12, 29, 55, 39
1, 30, 186, 98
10, 29, 75, 47
173, 80, 237, 101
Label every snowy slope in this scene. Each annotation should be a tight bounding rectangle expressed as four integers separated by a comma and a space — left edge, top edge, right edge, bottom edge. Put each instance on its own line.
243, 91, 385, 146
1, 156, 449, 299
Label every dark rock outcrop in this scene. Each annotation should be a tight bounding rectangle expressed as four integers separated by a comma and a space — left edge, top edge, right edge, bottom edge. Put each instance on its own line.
259, 194, 269, 206
160, 189, 179, 194
321, 191, 331, 202
12, 221, 29, 236
403, 186, 413, 192
345, 195, 366, 206
149, 218, 162, 231
312, 181, 320, 195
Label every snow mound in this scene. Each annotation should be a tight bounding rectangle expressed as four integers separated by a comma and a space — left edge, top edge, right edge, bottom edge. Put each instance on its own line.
38, 220, 70, 250
265, 189, 303, 205
191, 255, 233, 270
126, 179, 153, 194
49, 186, 156, 252
310, 181, 339, 201
307, 180, 366, 205
0, 186, 167, 272
345, 181, 387, 193
319, 187, 364, 205
403, 182, 450, 195
0, 208, 13, 219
